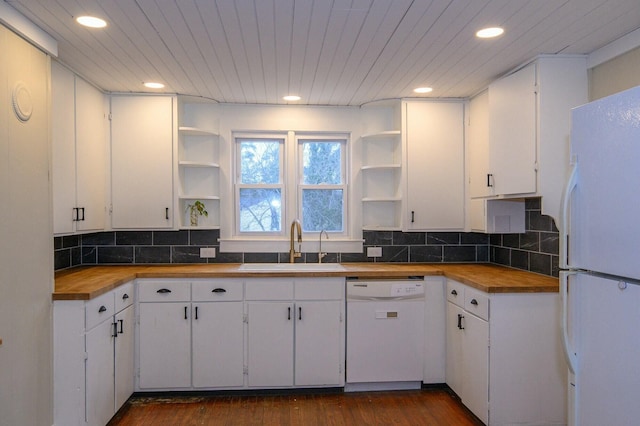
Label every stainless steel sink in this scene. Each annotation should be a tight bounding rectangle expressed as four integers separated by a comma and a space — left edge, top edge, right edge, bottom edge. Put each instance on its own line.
238, 263, 345, 272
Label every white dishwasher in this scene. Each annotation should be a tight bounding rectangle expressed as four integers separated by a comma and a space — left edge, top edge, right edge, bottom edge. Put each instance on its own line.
345, 278, 425, 392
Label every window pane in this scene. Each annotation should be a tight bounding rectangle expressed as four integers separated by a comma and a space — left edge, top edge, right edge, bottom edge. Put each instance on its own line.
240, 140, 281, 184
302, 189, 343, 232
239, 188, 281, 232
302, 141, 342, 184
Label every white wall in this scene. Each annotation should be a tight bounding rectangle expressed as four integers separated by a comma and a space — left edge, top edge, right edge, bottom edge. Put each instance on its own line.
0, 24, 53, 426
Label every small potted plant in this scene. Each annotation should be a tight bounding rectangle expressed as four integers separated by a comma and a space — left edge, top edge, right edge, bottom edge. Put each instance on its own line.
186, 200, 208, 227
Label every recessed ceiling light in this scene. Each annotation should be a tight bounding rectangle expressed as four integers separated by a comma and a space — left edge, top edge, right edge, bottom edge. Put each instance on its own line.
75, 16, 107, 28
476, 27, 504, 39
414, 87, 433, 94
283, 95, 301, 101
144, 82, 165, 89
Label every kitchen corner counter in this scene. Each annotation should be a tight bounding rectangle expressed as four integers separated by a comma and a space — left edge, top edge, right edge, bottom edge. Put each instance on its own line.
53, 263, 558, 300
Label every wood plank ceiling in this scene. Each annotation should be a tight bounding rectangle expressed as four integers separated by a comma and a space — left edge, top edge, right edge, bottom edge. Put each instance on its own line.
6, 0, 640, 105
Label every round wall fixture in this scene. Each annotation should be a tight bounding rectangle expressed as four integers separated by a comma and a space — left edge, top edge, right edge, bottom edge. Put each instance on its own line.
12, 81, 33, 122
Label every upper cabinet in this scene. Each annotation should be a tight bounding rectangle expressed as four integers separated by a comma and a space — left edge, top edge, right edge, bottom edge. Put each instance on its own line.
404, 101, 465, 231
52, 62, 107, 235
469, 56, 587, 223
360, 101, 403, 230
359, 100, 465, 231
110, 95, 176, 229
488, 63, 537, 196
177, 97, 221, 229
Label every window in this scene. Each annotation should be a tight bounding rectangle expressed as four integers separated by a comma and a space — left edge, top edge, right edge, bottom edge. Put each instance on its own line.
234, 133, 347, 239
298, 138, 346, 233
236, 137, 284, 233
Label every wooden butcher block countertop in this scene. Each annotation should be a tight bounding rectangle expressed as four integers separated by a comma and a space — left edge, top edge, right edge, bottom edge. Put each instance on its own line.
53, 263, 558, 301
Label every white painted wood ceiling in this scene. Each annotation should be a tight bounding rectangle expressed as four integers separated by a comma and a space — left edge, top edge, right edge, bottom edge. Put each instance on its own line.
6, 0, 640, 105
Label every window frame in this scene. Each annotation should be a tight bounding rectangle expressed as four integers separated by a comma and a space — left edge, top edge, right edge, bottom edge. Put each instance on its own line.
296, 135, 348, 237
232, 131, 350, 242
234, 133, 286, 237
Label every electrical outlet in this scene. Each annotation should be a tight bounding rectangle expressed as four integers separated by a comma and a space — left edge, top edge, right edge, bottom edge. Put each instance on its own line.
367, 246, 382, 258
199, 247, 216, 258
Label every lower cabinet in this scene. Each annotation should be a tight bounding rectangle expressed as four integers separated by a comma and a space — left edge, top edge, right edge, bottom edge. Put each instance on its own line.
137, 277, 344, 391
54, 281, 135, 426
445, 279, 566, 425
446, 284, 489, 424
137, 279, 244, 390
246, 278, 345, 388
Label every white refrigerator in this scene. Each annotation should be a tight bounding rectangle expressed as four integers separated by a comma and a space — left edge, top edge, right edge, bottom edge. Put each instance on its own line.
560, 85, 640, 426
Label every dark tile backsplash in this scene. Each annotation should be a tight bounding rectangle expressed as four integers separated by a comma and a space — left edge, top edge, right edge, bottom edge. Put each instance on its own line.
53, 197, 559, 277
489, 198, 560, 277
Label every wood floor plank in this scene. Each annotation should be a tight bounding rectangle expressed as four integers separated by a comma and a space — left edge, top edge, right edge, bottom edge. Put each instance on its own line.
108, 389, 484, 426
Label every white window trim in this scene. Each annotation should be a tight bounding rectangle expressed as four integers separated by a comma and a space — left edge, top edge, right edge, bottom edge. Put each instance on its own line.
221, 130, 362, 254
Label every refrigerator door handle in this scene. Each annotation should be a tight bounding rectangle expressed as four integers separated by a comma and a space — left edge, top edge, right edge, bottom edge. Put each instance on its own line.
560, 161, 578, 269
560, 271, 578, 374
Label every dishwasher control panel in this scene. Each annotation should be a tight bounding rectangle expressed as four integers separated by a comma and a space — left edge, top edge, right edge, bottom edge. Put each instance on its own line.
346, 279, 425, 300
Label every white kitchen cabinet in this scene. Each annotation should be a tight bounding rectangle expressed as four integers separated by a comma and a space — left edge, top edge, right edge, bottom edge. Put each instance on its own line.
191, 280, 244, 388
488, 62, 537, 196
295, 299, 343, 386
445, 279, 566, 425
471, 56, 587, 223
178, 97, 221, 229
137, 280, 191, 389
360, 100, 403, 230
246, 300, 295, 387
137, 279, 245, 390
246, 278, 345, 388
111, 95, 175, 229
53, 282, 135, 426
85, 293, 117, 426
446, 281, 489, 424
404, 101, 464, 231
52, 62, 106, 234
114, 303, 134, 409
468, 198, 525, 234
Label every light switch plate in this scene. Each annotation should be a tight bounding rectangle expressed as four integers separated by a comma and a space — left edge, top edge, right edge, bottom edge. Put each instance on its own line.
200, 247, 216, 258
367, 246, 382, 257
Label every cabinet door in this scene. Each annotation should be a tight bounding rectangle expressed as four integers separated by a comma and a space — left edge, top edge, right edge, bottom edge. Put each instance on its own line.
114, 305, 134, 410
488, 63, 536, 196
51, 62, 76, 234
75, 78, 106, 232
445, 302, 465, 397
85, 319, 115, 426
192, 302, 244, 388
461, 312, 489, 425
247, 302, 294, 387
468, 91, 492, 198
111, 96, 174, 229
295, 301, 343, 386
138, 302, 191, 389
405, 101, 464, 230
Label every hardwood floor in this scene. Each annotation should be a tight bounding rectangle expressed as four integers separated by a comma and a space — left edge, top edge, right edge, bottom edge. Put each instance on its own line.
108, 389, 484, 426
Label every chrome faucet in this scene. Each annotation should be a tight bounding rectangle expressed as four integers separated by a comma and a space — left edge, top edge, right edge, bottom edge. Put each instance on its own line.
289, 219, 302, 263
318, 230, 328, 263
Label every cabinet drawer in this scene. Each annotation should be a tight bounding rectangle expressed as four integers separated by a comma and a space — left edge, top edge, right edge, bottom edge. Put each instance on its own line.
114, 281, 134, 312
86, 291, 115, 330
464, 288, 489, 321
245, 278, 294, 300
295, 279, 344, 300
192, 279, 243, 301
446, 280, 465, 308
138, 280, 191, 302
